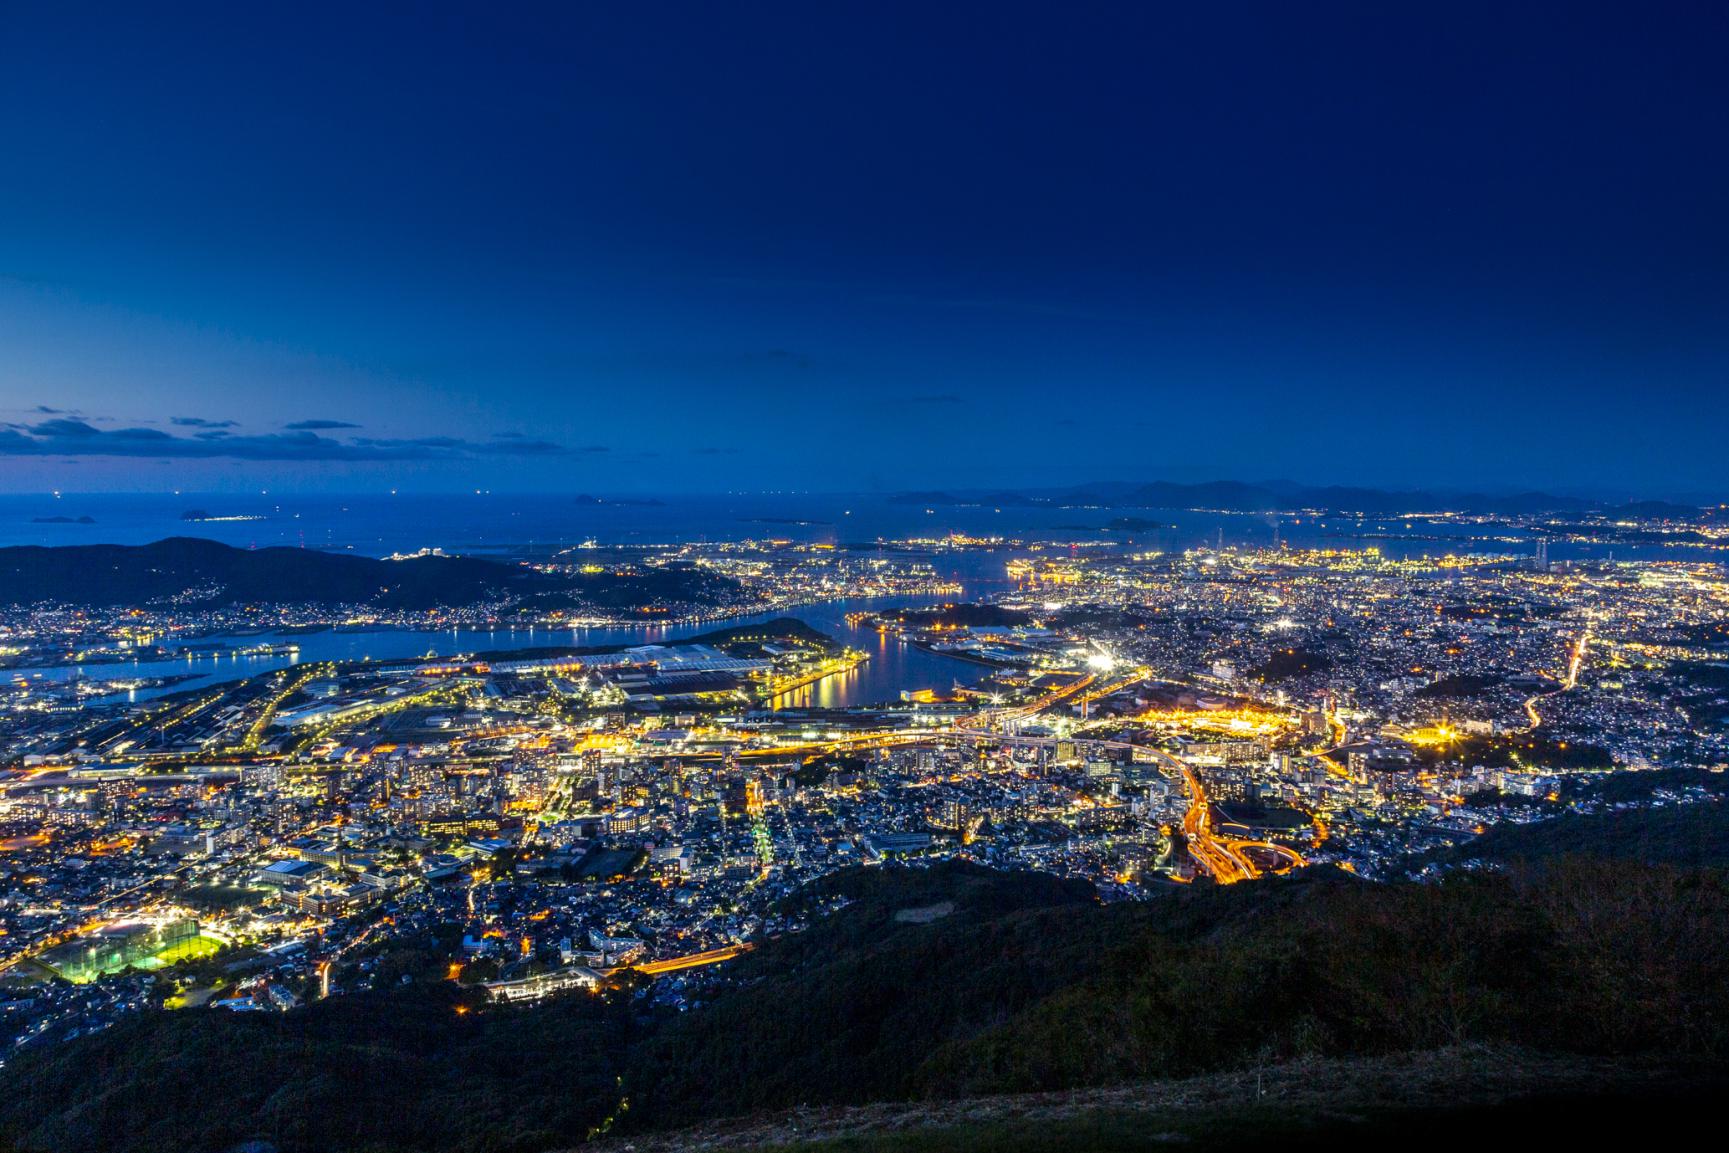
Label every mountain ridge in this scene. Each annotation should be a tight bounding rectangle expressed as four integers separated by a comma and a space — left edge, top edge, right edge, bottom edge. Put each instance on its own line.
891, 480, 1708, 517
0, 537, 736, 611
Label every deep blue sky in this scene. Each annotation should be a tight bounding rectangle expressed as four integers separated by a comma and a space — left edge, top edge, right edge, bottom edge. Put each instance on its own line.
2, 2, 1726, 496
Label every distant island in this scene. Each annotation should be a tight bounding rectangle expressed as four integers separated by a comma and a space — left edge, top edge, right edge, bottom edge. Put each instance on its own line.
28, 515, 95, 525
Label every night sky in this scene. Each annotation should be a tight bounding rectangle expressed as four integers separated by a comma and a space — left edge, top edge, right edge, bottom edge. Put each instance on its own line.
2, 2, 1726, 496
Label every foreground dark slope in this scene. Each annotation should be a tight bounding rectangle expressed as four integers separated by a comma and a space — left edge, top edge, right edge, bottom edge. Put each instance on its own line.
0, 537, 734, 610
609, 1049, 1722, 1153
5, 854, 1728, 1153
0, 983, 631, 1153
623, 859, 1729, 1128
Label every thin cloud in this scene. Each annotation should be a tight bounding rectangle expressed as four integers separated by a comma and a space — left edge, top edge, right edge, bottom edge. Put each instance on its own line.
353, 435, 579, 457
171, 416, 239, 428
12, 405, 94, 419
284, 418, 361, 430
0, 417, 585, 461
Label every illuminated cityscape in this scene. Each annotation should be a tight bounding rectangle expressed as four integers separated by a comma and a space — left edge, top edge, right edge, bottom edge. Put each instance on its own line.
2, 509, 1727, 1038
2, 4, 1727, 1151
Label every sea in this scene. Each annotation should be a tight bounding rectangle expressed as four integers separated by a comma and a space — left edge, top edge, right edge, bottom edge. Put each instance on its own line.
0, 489, 1652, 557
3, 491, 1713, 708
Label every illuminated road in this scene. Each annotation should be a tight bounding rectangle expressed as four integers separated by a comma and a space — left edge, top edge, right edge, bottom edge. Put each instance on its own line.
633, 943, 752, 975
969, 672, 1097, 726
945, 665, 1309, 883
946, 726, 1307, 884
648, 731, 939, 763
1160, 756, 1301, 882
1172, 762, 1249, 882
236, 664, 332, 752
1523, 615, 1593, 731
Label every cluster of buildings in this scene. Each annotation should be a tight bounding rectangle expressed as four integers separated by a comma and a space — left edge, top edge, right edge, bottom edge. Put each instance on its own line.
0, 518, 1725, 1052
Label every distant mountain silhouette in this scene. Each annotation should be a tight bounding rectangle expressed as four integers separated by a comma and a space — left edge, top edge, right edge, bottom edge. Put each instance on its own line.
0, 537, 734, 611
1604, 499, 1704, 519
893, 481, 1705, 517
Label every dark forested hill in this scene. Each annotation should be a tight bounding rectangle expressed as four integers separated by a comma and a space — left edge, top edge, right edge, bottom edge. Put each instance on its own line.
1, 860, 1726, 1153
0, 983, 629, 1153
1422, 798, 1729, 871
622, 859, 1729, 1127
0, 537, 736, 611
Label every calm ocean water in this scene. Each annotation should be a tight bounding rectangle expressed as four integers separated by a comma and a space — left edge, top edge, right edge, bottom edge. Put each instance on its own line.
0, 490, 1608, 560
13, 595, 978, 707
